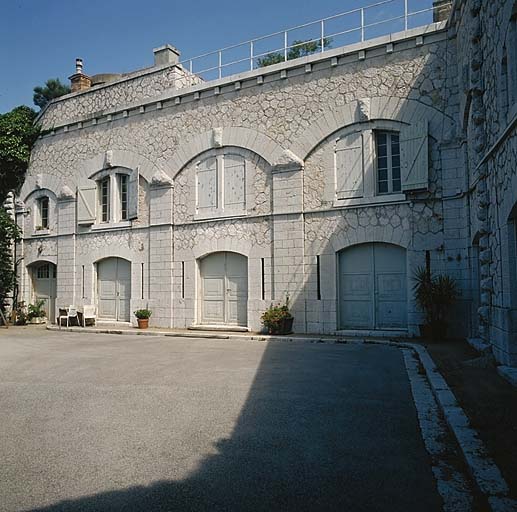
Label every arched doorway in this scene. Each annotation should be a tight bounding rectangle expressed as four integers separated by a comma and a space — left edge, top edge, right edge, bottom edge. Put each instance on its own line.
338, 243, 407, 330
97, 258, 131, 322
199, 252, 248, 327
29, 262, 57, 323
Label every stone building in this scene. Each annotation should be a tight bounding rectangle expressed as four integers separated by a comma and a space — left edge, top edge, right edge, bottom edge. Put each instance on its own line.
13, 1, 517, 372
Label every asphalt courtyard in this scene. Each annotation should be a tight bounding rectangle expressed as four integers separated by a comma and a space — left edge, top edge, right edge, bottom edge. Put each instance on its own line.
0, 328, 474, 512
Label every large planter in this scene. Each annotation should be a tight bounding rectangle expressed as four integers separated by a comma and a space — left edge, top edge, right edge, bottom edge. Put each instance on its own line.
29, 317, 47, 325
268, 317, 294, 335
137, 318, 149, 329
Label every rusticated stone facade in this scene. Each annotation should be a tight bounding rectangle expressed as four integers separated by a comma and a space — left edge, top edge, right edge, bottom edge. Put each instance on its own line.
13, 4, 516, 368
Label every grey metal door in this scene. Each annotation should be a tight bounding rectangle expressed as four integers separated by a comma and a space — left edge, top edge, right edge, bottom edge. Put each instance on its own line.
97, 258, 131, 322
200, 252, 247, 326
339, 243, 406, 329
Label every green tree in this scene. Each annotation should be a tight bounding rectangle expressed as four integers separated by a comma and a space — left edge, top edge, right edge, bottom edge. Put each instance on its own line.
0, 106, 40, 203
33, 78, 70, 109
257, 38, 332, 68
0, 207, 20, 314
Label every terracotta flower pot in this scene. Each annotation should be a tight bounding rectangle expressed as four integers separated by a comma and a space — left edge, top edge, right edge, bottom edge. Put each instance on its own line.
137, 318, 149, 329
268, 317, 294, 335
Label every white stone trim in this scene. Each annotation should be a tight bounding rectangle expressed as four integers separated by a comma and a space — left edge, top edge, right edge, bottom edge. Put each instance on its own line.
292, 97, 451, 160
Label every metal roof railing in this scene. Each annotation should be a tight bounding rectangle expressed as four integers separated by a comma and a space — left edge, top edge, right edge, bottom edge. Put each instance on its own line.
179, 0, 449, 81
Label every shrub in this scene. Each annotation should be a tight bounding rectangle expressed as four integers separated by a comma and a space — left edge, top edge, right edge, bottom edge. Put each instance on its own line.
261, 295, 293, 334
134, 309, 152, 319
27, 299, 46, 320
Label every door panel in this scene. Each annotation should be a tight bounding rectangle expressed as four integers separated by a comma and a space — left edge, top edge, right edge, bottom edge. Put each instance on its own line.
116, 259, 131, 322
200, 252, 247, 326
339, 243, 406, 330
339, 245, 374, 329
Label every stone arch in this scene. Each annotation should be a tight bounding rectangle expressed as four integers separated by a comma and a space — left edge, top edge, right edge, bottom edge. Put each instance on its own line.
291, 97, 454, 160
192, 237, 254, 261
166, 127, 289, 179
76, 149, 163, 186
329, 223, 411, 254
20, 174, 62, 202
25, 254, 58, 267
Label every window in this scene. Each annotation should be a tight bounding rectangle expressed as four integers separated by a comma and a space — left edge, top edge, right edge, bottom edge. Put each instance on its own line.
37, 196, 49, 229
376, 131, 401, 194
196, 151, 246, 216
332, 121, 428, 203
78, 167, 139, 227
99, 177, 110, 222
37, 264, 50, 279
119, 174, 128, 221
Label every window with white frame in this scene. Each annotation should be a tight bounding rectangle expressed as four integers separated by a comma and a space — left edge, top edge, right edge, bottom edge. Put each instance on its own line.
36, 196, 49, 229
333, 121, 429, 202
99, 177, 110, 223
196, 151, 246, 216
375, 131, 401, 195
77, 167, 139, 227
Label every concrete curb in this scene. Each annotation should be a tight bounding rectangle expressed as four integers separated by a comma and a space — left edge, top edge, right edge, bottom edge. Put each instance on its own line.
45, 324, 517, 509
409, 343, 517, 512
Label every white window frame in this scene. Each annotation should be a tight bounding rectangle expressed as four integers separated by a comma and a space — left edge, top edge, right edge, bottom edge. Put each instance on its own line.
375, 130, 402, 195
331, 121, 407, 209
95, 169, 132, 225
36, 196, 50, 230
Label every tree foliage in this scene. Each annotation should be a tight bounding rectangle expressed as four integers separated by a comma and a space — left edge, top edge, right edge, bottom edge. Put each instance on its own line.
33, 78, 70, 109
0, 105, 40, 203
257, 38, 332, 68
0, 207, 20, 311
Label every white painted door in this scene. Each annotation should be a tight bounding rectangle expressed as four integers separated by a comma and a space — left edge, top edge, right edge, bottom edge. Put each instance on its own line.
97, 258, 131, 322
200, 252, 248, 326
339, 243, 406, 330
32, 263, 57, 323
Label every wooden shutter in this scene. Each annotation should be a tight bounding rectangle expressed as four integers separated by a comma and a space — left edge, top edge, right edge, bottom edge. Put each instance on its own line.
197, 157, 217, 212
401, 121, 429, 192
128, 167, 139, 220
224, 154, 246, 211
77, 185, 96, 225
335, 132, 364, 199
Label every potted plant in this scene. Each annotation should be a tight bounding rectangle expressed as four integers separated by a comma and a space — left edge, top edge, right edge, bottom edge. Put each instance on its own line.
412, 267, 460, 340
27, 299, 47, 324
134, 308, 152, 329
261, 295, 294, 335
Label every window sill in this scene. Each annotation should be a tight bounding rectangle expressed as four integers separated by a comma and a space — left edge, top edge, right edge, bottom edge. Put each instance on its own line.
32, 229, 51, 237
90, 221, 131, 231
333, 193, 407, 209
194, 211, 247, 222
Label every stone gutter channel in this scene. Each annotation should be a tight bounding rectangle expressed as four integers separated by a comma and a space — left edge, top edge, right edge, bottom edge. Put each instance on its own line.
47, 324, 517, 511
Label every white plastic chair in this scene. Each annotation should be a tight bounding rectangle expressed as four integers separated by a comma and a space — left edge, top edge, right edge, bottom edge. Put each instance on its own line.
57, 307, 68, 329
82, 305, 97, 327
65, 305, 79, 327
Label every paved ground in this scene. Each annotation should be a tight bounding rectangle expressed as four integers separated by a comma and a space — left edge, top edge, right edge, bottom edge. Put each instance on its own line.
0, 327, 474, 512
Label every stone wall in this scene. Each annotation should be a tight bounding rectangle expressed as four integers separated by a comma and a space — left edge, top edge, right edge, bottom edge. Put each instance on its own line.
17, 21, 471, 336
454, 0, 517, 365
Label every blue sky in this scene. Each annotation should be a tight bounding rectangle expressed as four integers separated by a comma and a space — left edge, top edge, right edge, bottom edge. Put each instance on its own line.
0, 0, 433, 112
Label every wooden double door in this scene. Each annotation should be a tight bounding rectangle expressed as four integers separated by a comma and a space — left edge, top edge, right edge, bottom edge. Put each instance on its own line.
339, 243, 407, 330
97, 258, 131, 322
200, 252, 248, 327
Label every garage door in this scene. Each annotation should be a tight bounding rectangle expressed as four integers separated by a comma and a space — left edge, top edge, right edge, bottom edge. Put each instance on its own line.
338, 243, 407, 330
97, 258, 131, 322
200, 252, 248, 326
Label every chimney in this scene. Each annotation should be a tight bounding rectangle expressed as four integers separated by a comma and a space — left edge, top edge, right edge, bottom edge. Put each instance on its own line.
433, 0, 452, 22
69, 58, 92, 93
153, 44, 180, 67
